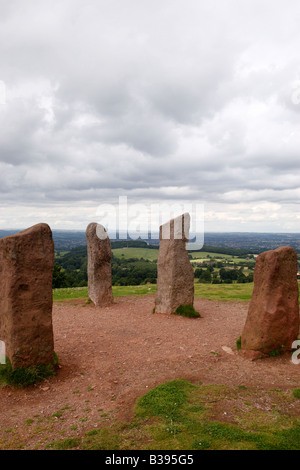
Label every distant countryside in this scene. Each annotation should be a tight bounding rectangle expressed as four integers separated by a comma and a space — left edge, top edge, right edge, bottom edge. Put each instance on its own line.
52, 237, 300, 303
53, 240, 257, 289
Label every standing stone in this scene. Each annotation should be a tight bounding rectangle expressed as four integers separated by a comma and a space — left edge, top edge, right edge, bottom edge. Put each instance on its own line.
0, 224, 55, 370
86, 223, 113, 306
241, 246, 299, 355
155, 213, 194, 314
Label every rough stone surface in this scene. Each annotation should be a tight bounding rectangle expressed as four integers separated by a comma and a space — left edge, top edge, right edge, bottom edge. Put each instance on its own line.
86, 222, 113, 307
241, 246, 299, 355
155, 213, 194, 314
0, 223, 55, 370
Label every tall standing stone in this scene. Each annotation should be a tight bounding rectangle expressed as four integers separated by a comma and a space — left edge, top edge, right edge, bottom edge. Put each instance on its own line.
155, 213, 194, 314
241, 246, 299, 355
0, 223, 55, 370
86, 223, 113, 307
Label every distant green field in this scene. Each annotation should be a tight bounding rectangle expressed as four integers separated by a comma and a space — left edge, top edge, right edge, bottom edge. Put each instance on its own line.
190, 251, 253, 264
55, 251, 70, 258
112, 247, 159, 261
111, 248, 251, 264
189, 251, 233, 259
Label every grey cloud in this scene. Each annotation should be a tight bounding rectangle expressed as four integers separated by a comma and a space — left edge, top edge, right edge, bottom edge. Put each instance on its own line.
0, 0, 300, 230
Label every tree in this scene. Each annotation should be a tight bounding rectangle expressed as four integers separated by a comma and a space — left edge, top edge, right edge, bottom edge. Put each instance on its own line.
52, 264, 68, 288
199, 269, 212, 283
194, 268, 203, 278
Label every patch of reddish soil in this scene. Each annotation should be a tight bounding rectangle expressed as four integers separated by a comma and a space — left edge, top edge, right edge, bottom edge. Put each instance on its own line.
0, 295, 299, 449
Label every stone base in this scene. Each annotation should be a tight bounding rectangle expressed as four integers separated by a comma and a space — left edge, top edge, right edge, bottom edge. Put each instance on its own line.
238, 350, 267, 361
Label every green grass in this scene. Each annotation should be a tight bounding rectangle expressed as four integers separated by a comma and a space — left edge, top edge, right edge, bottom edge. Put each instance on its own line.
46, 379, 300, 451
194, 282, 254, 302
53, 283, 254, 302
112, 247, 159, 261
0, 357, 58, 388
53, 285, 157, 302
292, 388, 300, 399
53, 287, 89, 301
47, 437, 80, 450
189, 251, 233, 259
55, 251, 70, 258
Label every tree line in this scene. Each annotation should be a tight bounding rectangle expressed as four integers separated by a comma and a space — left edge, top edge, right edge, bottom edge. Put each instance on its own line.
52, 243, 255, 289
52, 245, 157, 288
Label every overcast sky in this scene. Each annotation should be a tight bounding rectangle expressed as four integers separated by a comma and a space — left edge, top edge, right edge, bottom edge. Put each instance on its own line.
0, 0, 300, 234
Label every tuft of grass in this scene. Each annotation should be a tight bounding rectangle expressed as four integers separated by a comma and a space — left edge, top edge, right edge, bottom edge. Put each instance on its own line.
236, 336, 242, 351
268, 349, 281, 357
292, 388, 300, 399
0, 353, 59, 388
174, 305, 201, 319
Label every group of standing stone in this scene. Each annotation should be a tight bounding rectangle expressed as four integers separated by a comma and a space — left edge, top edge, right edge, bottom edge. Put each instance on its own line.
0, 216, 299, 372
86, 213, 195, 314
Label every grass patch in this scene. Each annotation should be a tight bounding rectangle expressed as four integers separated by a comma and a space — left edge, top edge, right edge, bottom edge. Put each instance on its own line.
132, 380, 300, 450
8, 379, 300, 450
135, 379, 194, 421
194, 282, 254, 302
292, 388, 300, 399
112, 285, 156, 297
174, 305, 201, 318
82, 427, 120, 450
0, 354, 59, 388
47, 437, 80, 450
53, 287, 89, 301
236, 336, 242, 351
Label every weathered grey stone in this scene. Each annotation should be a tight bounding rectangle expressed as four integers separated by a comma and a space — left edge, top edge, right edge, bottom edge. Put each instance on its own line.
241, 246, 299, 355
86, 222, 113, 306
155, 213, 194, 314
0, 223, 55, 370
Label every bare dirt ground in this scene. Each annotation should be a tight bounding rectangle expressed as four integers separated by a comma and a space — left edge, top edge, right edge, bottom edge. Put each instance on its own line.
0, 295, 299, 449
